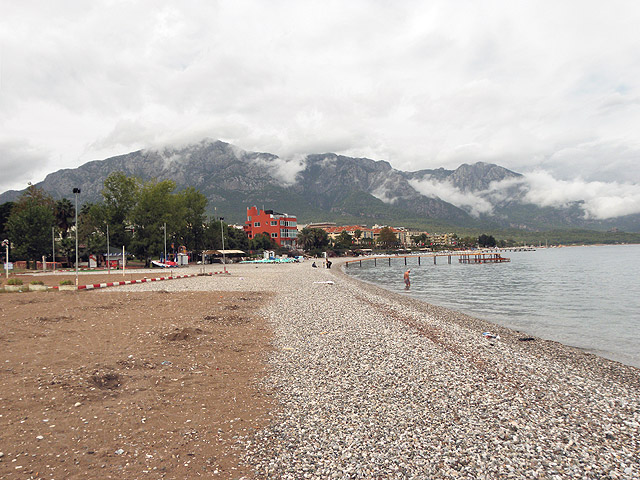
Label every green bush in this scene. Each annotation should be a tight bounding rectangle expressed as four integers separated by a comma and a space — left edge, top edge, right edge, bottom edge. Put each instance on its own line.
59, 280, 74, 285
7, 278, 23, 286
30, 280, 45, 285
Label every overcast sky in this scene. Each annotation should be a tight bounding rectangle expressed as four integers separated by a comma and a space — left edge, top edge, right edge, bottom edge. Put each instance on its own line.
2, 1, 640, 218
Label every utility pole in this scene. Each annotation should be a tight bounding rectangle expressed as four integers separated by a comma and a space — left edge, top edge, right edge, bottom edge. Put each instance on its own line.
163, 222, 167, 264
2, 239, 8, 279
73, 188, 81, 286
106, 223, 110, 274
220, 217, 226, 272
52, 227, 56, 273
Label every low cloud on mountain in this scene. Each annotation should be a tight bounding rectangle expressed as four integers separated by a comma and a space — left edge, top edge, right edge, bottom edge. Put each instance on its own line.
521, 171, 640, 220
249, 154, 307, 186
409, 177, 495, 217
410, 171, 640, 220
371, 178, 403, 205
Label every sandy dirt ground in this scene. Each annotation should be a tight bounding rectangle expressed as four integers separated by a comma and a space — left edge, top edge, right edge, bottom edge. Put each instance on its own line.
0, 288, 273, 479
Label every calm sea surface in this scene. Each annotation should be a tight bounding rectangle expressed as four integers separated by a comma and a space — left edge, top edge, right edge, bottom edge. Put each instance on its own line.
344, 245, 640, 368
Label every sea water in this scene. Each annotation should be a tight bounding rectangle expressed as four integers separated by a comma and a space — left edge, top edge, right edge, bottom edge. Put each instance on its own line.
344, 244, 640, 368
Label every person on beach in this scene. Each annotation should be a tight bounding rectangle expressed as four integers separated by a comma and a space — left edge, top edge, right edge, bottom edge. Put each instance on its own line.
312, 262, 317, 268
404, 269, 410, 290
326, 260, 332, 269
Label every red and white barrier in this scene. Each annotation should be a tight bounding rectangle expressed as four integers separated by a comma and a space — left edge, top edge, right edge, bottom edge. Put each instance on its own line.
51, 271, 230, 291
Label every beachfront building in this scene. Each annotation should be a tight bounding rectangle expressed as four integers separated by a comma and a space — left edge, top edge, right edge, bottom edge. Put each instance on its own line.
302, 222, 337, 230
311, 223, 457, 249
244, 206, 298, 247
370, 226, 408, 246
429, 232, 456, 246
320, 225, 409, 246
324, 225, 366, 242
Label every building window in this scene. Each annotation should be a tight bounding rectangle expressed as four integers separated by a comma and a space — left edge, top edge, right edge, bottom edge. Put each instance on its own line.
271, 232, 278, 238
254, 222, 260, 227
248, 216, 252, 221
271, 221, 278, 226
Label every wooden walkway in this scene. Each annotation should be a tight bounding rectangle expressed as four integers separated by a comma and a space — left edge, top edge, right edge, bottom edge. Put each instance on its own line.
344, 250, 515, 268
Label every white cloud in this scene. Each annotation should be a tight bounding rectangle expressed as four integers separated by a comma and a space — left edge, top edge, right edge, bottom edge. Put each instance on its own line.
409, 177, 495, 217
520, 171, 640, 219
0, 138, 51, 191
371, 181, 400, 204
2, 0, 640, 199
249, 154, 307, 186
409, 170, 640, 220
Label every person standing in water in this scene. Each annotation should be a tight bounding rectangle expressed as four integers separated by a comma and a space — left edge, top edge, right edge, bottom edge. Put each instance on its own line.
404, 269, 410, 290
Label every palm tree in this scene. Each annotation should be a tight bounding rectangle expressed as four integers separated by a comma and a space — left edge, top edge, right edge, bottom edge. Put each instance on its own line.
296, 227, 314, 251
310, 228, 329, 249
55, 198, 74, 238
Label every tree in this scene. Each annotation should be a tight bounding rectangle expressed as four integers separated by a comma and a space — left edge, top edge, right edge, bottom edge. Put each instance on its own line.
296, 227, 314, 251
226, 225, 249, 251
458, 236, 476, 249
377, 227, 398, 249
353, 229, 362, 244
295, 227, 329, 252
5, 186, 56, 265
311, 228, 329, 250
360, 237, 374, 247
250, 232, 277, 251
130, 179, 178, 266
202, 218, 232, 251
102, 172, 141, 248
334, 231, 353, 249
410, 234, 428, 246
174, 187, 207, 252
478, 234, 497, 248
58, 236, 75, 266
78, 203, 109, 256
0, 201, 15, 239
54, 198, 74, 238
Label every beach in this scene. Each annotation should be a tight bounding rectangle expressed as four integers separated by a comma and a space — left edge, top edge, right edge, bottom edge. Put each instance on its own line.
1, 261, 639, 478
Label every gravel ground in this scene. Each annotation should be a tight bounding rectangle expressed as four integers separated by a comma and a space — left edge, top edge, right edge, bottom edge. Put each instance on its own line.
108, 261, 640, 479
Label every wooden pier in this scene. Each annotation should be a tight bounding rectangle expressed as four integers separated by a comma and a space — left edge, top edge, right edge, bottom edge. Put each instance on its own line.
344, 250, 514, 268
458, 253, 510, 264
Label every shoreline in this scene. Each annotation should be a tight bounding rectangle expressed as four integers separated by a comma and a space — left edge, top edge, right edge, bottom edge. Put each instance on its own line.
243, 261, 639, 477
332, 260, 639, 384
339, 252, 640, 370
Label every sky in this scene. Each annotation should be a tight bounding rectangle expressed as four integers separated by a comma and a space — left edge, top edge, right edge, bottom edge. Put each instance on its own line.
2, 1, 640, 219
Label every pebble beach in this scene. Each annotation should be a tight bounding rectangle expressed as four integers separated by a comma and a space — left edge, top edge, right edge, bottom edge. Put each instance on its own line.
109, 261, 640, 479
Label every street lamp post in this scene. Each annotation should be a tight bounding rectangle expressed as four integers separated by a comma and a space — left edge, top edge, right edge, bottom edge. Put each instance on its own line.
220, 217, 226, 273
52, 227, 56, 273
2, 239, 8, 279
73, 188, 81, 286
163, 222, 167, 264
106, 223, 110, 274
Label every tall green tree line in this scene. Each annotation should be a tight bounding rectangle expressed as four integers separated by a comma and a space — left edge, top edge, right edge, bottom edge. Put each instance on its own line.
0, 173, 250, 267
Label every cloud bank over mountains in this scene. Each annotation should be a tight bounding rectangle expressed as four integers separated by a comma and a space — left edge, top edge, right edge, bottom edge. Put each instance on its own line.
409, 171, 640, 220
2, 1, 640, 223
408, 177, 496, 218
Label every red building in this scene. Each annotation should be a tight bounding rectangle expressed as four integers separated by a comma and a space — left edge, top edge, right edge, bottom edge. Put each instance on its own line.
244, 206, 298, 247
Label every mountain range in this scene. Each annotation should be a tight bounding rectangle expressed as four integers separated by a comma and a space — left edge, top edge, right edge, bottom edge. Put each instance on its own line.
1, 139, 638, 232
